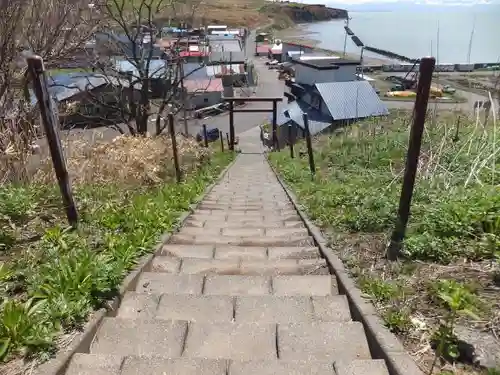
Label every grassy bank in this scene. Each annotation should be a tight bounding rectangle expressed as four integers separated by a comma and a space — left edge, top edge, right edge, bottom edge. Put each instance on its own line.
0, 135, 234, 373
269, 110, 499, 375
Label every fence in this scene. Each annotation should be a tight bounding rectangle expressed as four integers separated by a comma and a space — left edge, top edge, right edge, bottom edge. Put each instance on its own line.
24, 54, 237, 228
276, 57, 437, 261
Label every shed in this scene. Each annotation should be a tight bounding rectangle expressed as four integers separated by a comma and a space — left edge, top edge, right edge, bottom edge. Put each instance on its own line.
184, 78, 223, 109
315, 81, 388, 120
266, 100, 331, 148
208, 51, 246, 64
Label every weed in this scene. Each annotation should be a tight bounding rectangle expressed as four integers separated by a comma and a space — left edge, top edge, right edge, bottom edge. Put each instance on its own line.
270, 110, 500, 374
360, 276, 400, 303
0, 148, 234, 364
382, 308, 413, 334
429, 280, 480, 373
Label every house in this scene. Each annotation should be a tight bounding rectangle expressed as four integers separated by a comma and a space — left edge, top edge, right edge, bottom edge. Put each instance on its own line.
114, 59, 170, 98
35, 73, 141, 128
93, 32, 164, 60
269, 43, 283, 62
269, 80, 388, 147
281, 42, 315, 62
207, 25, 228, 34
205, 64, 247, 85
183, 78, 223, 109
208, 51, 246, 65
255, 44, 270, 56
292, 57, 360, 84
208, 36, 242, 52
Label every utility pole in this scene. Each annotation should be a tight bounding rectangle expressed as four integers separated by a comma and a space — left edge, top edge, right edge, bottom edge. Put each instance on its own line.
343, 17, 349, 58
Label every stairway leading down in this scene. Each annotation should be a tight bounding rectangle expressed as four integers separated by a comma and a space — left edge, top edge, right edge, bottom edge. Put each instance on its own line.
65, 154, 391, 375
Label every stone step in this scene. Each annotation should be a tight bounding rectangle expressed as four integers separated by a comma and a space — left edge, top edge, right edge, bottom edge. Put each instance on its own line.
117, 293, 351, 323
137, 273, 337, 296
68, 354, 386, 375
197, 203, 295, 211
90, 318, 188, 357
169, 233, 314, 247
90, 318, 371, 361
184, 218, 305, 229
177, 227, 309, 238
189, 212, 300, 223
335, 359, 391, 375
153, 257, 328, 276
158, 245, 321, 261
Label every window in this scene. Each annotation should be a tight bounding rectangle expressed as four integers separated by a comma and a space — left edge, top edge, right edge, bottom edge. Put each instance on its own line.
203, 97, 209, 103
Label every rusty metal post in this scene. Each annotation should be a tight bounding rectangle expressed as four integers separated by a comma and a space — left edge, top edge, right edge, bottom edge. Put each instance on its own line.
26, 54, 78, 228
302, 113, 315, 178
229, 100, 235, 151
167, 113, 182, 183
272, 100, 279, 151
220, 130, 224, 152
387, 57, 436, 261
202, 124, 208, 147
288, 124, 294, 158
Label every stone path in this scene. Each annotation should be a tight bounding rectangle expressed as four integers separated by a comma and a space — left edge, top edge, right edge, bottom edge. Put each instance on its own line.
65, 153, 390, 375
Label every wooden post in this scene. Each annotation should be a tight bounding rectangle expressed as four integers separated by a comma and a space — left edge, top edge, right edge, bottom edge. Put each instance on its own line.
302, 113, 315, 178
272, 100, 278, 151
26, 54, 78, 228
167, 113, 182, 183
219, 130, 224, 152
288, 124, 294, 158
386, 57, 436, 261
229, 100, 235, 151
202, 124, 208, 147
226, 132, 230, 147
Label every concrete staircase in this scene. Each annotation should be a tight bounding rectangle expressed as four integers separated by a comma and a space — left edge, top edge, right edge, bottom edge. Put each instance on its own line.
65, 154, 390, 375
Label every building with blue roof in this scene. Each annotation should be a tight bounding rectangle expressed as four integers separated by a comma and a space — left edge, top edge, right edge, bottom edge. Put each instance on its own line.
31, 72, 141, 128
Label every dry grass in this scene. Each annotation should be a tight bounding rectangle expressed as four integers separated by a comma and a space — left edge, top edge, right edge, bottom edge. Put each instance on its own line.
33, 133, 211, 186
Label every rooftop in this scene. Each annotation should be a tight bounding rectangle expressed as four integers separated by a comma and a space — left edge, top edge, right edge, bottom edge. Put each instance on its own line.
293, 57, 360, 70
315, 81, 388, 120
274, 100, 332, 136
183, 78, 223, 93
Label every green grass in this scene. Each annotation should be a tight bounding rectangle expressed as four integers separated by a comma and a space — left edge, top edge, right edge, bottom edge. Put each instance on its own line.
0, 150, 234, 363
269, 111, 499, 374
269, 112, 499, 264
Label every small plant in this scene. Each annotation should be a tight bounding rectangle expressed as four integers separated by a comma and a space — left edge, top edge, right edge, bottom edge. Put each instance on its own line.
382, 308, 413, 334
429, 280, 480, 374
0, 298, 57, 361
359, 276, 400, 303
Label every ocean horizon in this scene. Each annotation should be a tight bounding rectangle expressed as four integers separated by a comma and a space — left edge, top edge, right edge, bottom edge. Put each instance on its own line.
303, 8, 500, 64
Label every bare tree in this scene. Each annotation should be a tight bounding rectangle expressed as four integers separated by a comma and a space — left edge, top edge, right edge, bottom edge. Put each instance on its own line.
74, 0, 213, 136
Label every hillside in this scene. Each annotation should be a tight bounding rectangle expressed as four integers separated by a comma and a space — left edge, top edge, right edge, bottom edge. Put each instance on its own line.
191, 0, 347, 28
264, 2, 348, 23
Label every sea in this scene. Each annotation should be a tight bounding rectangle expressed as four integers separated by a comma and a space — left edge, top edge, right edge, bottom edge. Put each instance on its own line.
303, 9, 500, 64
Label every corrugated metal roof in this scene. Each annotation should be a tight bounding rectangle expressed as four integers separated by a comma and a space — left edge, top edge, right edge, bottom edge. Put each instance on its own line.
272, 100, 332, 136
210, 40, 241, 52
183, 78, 223, 93
115, 59, 168, 78
41, 73, 140, 102
206, 64, 245, 77
208, 51, 246, 63
315, 81, 388, 120
183, 63, 209, 79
